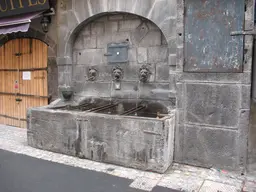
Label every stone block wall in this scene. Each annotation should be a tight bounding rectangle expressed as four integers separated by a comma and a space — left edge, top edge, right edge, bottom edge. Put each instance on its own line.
55, 0, 255, 172
174, 0, 254, 171
248, 102, 256, 172
71, 14, 173, 107
28, 107, 175, 173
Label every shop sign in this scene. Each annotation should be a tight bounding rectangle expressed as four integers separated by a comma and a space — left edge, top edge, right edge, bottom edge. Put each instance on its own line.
0, 0, 49, 18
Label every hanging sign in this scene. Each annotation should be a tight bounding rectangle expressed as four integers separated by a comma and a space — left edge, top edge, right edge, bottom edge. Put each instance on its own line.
14, 80, 18, 89
0, 0, 50, 18
22, 71, 31, 80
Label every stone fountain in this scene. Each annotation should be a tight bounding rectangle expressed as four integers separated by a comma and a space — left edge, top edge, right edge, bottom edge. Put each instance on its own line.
27, 14, 175, 173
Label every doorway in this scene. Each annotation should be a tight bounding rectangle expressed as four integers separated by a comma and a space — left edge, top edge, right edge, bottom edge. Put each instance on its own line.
0, 38, 48, 128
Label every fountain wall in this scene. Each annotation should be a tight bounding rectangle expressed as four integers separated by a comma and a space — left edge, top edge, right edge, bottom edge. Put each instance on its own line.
69, 14, 174, 109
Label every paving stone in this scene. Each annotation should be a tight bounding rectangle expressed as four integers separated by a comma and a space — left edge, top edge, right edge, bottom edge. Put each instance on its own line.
205, 169, 244, 188
129, 177, 160, 191
199, 180, 239, 192
242, 180, 256, 192
158, 173, 204, 192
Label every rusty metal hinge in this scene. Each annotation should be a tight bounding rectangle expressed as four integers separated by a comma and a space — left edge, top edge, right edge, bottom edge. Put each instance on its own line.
230, 30, 256, 36
15, 53, 22, 56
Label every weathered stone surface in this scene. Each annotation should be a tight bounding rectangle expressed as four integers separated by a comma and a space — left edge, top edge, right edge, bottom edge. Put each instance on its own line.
179, 73, 248, 83
138, 31, 162, 47
185, 83, 240, 127
109, 82, 171, 101
76, 49, 105, 65
168, 54, 177, 66
48, 58, 59, 101
108, 14, 123, 20
249, 103, 256, 173
105, 21, 118, 33
128, 48, 137, 62
80, 24, 91, 36
28, 110, 78, 156
137, 47, 147, 64
73, 34, 84, 50
84, 35, 97, 49
148, 46, 168, 63
27, 108, 176, 173
73, 82, 111, 98
182, 125, 238, 169
119, 19, 141, 31
96, 32, 130, 48
70, 14, 169, 104
91, 22, 105, 35
242, 85, 251, 109
156, 63, 169, 82
58, 65, 72, 86
199, 180, 239, 192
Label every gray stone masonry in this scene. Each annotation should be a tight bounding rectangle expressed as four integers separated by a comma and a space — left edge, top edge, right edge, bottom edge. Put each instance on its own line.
27, 107, 175, 173
26, 0, 254, 173
71, 14, 171, 108
174, 0, 254, 172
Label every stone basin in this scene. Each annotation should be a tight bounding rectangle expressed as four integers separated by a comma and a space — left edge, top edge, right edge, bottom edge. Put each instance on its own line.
27, 99, 175, 173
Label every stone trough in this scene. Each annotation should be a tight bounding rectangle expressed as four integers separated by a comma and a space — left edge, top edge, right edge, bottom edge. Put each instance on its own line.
27, 99, 175, 173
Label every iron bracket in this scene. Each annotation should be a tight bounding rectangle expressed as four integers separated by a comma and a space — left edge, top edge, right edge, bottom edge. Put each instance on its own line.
104, 53, 113, 56
230, 30, 256, 36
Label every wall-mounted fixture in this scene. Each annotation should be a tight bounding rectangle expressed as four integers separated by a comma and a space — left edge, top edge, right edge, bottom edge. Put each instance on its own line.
105, 42, 129, 64
59, 85, 73, 101
41, 8, 55, 33
88, 68, 98, 81
139, 65, 150, 83
112, 66, 123, 90
41, 16, 51, 33
112, 66, 123, 81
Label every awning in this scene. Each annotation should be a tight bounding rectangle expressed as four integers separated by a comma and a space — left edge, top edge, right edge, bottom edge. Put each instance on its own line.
0, 12, 43, 35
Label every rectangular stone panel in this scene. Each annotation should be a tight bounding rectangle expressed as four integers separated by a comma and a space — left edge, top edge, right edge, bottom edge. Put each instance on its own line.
182, 125, 238, 169
185, 83, 240, 127
27, 107, 176, 173
28, 109, 77, 156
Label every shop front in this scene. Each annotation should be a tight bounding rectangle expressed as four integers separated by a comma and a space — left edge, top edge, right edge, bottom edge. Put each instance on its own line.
0, 0, 57, 128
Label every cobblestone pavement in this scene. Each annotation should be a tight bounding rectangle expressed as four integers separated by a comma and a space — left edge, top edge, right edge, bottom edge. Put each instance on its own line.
0, 125, 255, 192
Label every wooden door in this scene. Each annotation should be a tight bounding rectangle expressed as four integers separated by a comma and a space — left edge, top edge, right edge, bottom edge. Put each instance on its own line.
0, 38, 48, 128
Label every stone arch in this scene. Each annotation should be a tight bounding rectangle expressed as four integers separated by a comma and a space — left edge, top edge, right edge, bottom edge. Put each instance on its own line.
57, 0, 177, 64
70, 13, 171, 103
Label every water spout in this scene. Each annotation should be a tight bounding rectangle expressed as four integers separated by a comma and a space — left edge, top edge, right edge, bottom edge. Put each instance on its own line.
109, 81, 114, 114
135, 81, 141, 116
139, 65, 150, 83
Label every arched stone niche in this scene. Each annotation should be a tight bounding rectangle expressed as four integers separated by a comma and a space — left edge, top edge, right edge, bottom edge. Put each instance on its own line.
57, 0, 177, 108
57, 0, 177, 59
71, 13, 174, 107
